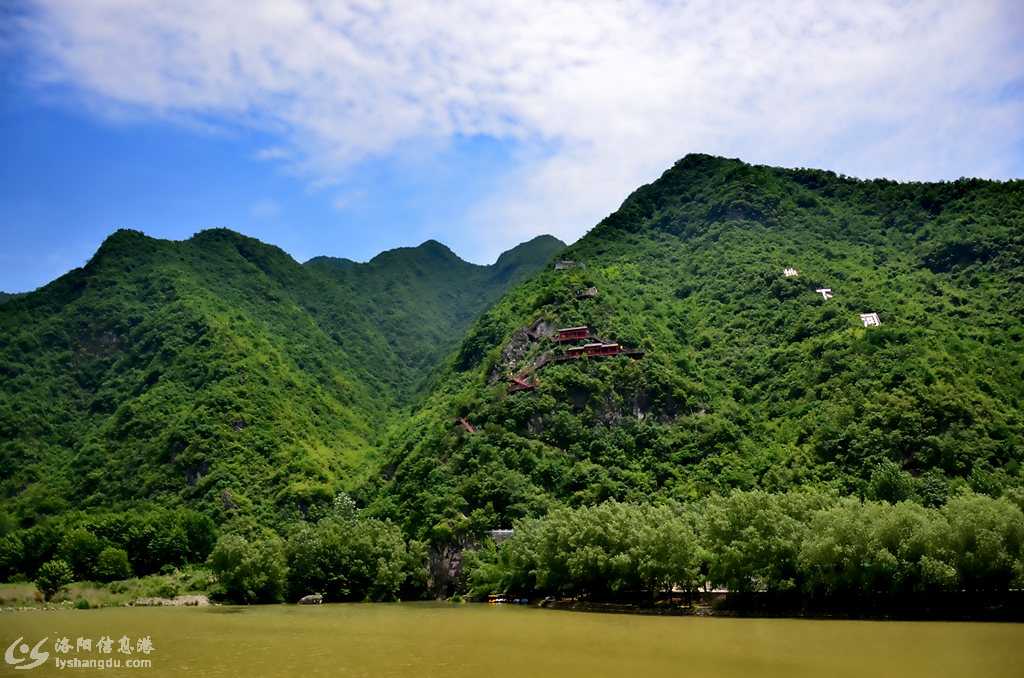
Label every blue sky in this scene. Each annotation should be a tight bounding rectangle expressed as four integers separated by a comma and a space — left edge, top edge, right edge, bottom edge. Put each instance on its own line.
1, 71, 522, 291
2, 1, 1022, 293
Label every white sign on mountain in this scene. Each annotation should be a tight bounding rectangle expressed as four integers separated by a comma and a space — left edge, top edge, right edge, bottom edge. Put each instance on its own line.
859, 312, 881, 327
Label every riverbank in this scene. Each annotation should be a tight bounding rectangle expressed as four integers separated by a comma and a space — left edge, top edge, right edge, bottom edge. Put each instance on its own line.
6, 587, 1022, 623
0, 566, 215, 611
538, 591, 1024, 622
6, 575, 1022, 623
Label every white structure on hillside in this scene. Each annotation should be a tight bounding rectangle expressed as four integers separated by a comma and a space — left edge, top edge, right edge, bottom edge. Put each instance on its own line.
783, 267, 799, 278
816, 288, 834, 300
554, 260, 577, 270
488, 529, 514, 544
859, 312, 881, 327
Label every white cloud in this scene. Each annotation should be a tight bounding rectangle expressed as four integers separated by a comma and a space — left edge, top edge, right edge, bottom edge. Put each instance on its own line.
19, 0, 1024, 259
249, 198, 281, 220
332, 189, 366, 212
254, 146, 291, 162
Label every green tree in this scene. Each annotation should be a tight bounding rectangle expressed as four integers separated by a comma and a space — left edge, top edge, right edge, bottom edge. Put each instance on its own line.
0, 532, 24, 581
941, 494, 1024, 591
401, 539, 430, 599
94, 547, 132, 582
58, 528, 105, 580
145, 518, 190, 572
702, 489, 834, 592
209, 532, 287, 603
868, 461, 915, 503
17, 522, 61, 576
178, 510, 218, 562
286, 517, 408, 602
798, 498, 957, 595
331, 492, 358, 521
35, 558, 74, 601
487, 501, 702, 598
915, 470, 951, 508
632, 504, 703, 597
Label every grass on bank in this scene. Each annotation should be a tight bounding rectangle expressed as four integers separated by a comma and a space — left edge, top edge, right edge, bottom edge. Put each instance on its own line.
0, 565, 214, 610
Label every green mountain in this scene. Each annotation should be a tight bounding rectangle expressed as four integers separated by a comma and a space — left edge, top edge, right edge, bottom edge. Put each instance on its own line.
372, 154, 1024, 537
306, 235, 566, 401
0, 229, 564, 524
5, 153, 1023, 553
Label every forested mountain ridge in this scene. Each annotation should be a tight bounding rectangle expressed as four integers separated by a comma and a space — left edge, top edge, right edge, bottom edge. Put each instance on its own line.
0, 228, 564, 525
4, 155, 1024, 600
306, 234, 566, 401
370, 154, 1024, 538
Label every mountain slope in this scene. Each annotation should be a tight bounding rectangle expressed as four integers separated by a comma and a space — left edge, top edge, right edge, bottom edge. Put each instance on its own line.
306, 234, 565, 401
0, 229, 563, 524
371, 154, 1024, 537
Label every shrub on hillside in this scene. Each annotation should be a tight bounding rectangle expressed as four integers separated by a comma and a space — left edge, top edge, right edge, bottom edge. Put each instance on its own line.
94, 547, 132, 582
35, 558, 74, 601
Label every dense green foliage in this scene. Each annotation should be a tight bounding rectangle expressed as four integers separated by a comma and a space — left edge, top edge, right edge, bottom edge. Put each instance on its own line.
470, 501, 702, 598
306, 236, 566, 401
209, 531, 288, 603
208, 506, 424, 604
0, 230, 562, 527
468, 490, 1024, 598
94, 546, 133, 582
702, 488, 833, 592
284, 516, 416, 602
372, 154, 1024, 537
58, 528, 105, 580
0, 506, 216, 581
35, 558, 73, 600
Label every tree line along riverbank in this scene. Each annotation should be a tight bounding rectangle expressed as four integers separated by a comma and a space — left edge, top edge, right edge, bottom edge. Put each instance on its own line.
463, 489, 1024, 611
3, 488, 1023, 616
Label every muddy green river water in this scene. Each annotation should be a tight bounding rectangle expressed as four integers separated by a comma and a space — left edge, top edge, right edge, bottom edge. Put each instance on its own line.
2, 603, 1022, 677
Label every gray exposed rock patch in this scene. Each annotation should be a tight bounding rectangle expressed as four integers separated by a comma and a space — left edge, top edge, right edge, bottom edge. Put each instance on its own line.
132, 594, 209, 607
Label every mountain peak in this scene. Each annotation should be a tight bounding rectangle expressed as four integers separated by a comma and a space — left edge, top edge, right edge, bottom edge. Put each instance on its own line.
95, 227, 150, 250
366, 240, 464, 269
493, 234, 566, 269
303, 255, 358, 270
417, 238, 453, 251
190, 227, 245, 241
189, 227, 277, 250
503, 234, 566, 252
414, 239, 461, 260
86, 228, 160, 271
